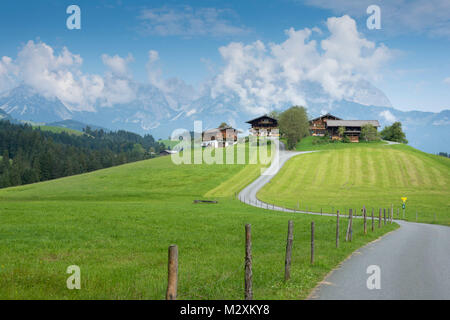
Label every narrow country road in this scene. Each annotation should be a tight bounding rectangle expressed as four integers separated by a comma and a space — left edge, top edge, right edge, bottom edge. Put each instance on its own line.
238, 141, 450, 300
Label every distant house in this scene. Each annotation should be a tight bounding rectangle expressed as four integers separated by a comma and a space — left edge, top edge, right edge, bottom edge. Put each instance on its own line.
202, 126, 241, 148
309, 113, 380, 143
326, 120, 380, 142
246, 115, 279, 137
159, 150, 178, 156
309, 113, 342, 136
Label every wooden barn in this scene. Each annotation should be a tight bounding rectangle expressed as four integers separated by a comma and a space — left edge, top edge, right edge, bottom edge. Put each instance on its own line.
246, 115, 279, 137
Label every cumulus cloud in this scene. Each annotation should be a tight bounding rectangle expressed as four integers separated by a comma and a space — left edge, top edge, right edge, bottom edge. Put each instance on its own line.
101, 53, 134, 78
138, 6, 249, 37
379, 110, 397, 123
211, 15, 392, 114
0, 56, 19, 92
0, 41, 139, 110
304, 0, 450, 38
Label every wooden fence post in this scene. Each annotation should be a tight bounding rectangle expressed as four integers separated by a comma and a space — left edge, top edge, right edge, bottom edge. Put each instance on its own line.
378, 208, 382, 228
310, 221, 315, 264
391, 203, 394, 224
245, 224, 253, 300
284, 220, 294, 281
345, 209, 351, 242
371, 208, 374, 232
349, 209, 353, 241
336, 210, 340, 248
363, 206, 367, 234
383, 208, 386, 225
166, 245, 178, 300
345, 209, 353, 242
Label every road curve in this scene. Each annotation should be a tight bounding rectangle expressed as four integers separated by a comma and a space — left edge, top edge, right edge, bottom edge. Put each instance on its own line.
238, 141, 450, 299
309, 220, 450, 300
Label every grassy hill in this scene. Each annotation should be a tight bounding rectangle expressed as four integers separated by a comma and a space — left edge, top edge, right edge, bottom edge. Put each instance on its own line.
33, 125, 84, 136
0, 143, 397, 299
258, 138, 450, 226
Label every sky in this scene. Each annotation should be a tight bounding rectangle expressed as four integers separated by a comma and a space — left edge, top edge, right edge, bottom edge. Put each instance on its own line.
0, 0, 449, 113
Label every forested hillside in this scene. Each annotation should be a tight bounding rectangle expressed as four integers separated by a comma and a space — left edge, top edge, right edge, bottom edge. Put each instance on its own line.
0, 121, 165, 188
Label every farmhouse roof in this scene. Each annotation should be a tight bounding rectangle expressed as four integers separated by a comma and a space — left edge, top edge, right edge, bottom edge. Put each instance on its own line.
310, 113, 342, 122
246, 114, 278, 124
326, 120, 380, 127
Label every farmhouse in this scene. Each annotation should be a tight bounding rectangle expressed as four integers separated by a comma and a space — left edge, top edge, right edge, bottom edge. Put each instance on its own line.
309, 113, 342, 136
309, 113, 380, 143
246, 115, 279, 137
202, 126, 240, 148
159, 150, 178, 156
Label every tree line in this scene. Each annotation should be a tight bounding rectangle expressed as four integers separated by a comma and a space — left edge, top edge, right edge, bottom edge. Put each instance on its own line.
0, 121, 166, 188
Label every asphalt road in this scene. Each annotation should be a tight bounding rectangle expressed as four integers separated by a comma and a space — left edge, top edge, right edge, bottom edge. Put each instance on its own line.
238, 141, 450, 300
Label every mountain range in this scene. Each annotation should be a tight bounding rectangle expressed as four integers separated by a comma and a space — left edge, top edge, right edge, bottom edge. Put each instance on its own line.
0, 83, 448, 154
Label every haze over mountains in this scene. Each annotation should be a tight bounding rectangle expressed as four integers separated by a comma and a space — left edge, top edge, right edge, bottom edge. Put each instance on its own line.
0, 81, 448, 154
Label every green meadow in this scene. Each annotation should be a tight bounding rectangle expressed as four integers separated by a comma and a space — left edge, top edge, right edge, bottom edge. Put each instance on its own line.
0, 143, 397, 299
259, 139, 450, 226
33, 125, 84, 136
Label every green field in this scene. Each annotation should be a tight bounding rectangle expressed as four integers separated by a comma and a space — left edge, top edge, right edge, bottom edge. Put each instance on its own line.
33, 125, 84, 136
258, 141, 450, 226
0, 143, 397, 299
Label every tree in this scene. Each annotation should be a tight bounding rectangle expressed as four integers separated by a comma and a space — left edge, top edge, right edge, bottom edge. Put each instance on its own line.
268, 110, 280, 120
278, 106, 309, 150
360, 124, 380, 141
218, 122, 229, 129
381, 122, 408, 143
338, 126, 346, 138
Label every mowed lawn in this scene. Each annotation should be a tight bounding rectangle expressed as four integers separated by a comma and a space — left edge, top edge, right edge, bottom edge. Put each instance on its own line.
0, 144, 397, 299
258, 142, 450, 226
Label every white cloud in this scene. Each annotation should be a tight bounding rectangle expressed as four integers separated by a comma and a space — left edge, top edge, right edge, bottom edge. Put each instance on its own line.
211, 15, 392, 114
305, 0, 450, 38
0, 41, 139, 111
379, 110, 396, 123
0, 56, 19, 92
138, 6, 249, 37
444, 77, 450, 85
101, 53, 134, 78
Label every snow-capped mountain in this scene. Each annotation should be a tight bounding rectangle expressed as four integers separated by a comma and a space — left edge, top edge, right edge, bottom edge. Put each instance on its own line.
0, 85, 72, 123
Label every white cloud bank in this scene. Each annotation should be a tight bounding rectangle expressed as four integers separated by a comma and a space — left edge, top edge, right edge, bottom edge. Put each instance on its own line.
0, 41, 140, 111
211, 15, 392, 114
0, 16, 392, 115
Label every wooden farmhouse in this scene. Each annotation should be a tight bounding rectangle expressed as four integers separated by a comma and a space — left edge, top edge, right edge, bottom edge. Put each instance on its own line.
309, 113, 342, 136
202, 126, 240, 148
246, 115, 279, 137
309, 113, 380, 143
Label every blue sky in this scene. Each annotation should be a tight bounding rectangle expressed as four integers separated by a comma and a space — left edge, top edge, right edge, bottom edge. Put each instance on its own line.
0, 0, 449, 113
